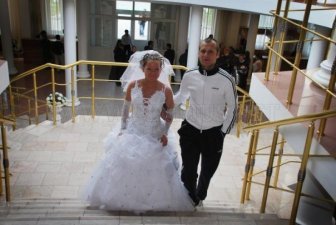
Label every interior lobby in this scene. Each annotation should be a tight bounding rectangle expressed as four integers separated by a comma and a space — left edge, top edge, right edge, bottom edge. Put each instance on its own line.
0, 0, 336, 224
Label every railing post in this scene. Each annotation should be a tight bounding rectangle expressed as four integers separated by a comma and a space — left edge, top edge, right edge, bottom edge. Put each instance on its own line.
71, 66, 76, 123
290, 121, 315, 225
248, 102, 254, 126
241, 129, 256, 203
287, 0, 313, 105
8, 85, 16, 130
318, 54, 336, 137
237, 95, 246, 138
51, 68, 56, 125
246, 129, 260, 200
28, 99, 31, 125
273, 137, 285, 187
1, 123, 11, 201
260, 127, 279, 213
91, 64, 96, 119
265, 0, 283, 81
33, 73, 39, 125
274, 0, 291, 75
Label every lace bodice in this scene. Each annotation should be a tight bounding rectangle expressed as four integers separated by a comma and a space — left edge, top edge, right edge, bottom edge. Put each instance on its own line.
127, 84, 166, 138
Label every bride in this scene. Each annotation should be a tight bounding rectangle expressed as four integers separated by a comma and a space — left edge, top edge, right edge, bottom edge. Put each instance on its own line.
82, 50, 194, 212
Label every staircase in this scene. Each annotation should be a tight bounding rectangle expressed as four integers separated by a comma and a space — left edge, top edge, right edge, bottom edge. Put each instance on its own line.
0, 115, 290, 225
0, 198, 289, 225
249, 72, 336, 225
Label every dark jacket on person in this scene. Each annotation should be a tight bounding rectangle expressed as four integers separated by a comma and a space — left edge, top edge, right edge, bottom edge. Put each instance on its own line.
164, 49, 175, 65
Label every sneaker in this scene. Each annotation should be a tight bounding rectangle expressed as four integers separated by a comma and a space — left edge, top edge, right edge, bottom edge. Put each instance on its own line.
188, 193, 200, 207
197, 200, 203, 207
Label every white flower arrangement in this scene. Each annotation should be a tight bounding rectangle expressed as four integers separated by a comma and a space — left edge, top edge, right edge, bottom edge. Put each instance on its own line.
46, 92, 67, 107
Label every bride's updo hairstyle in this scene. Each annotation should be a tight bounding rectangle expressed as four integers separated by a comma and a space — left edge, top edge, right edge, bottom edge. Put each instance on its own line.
120, 50, 173, 92
140, 53, 164, 69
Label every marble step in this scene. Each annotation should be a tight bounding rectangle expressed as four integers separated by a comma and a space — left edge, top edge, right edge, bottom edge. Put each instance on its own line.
0, 198, 289, 225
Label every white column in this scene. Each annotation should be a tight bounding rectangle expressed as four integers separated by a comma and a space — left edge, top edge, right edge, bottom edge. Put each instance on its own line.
177, 6, 189, 62
63, 0, 80, 106
246, 14, 259, 56
187, 5, 202, 68
0, 60, 9, 93
306, 25, 330, 70
175, 6, 189, 80
246, 14, 260, 73
77, 0, 90, 78
0, 0, 17, 75
313, 26, 336, 88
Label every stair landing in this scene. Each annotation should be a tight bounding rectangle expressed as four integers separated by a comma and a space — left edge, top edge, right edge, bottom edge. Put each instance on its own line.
251, 70, 336, 156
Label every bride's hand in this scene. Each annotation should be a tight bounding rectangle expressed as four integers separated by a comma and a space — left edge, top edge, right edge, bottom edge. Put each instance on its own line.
160, 134, 168, 146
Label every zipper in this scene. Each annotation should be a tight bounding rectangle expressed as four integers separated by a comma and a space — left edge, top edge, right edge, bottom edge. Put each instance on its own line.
200, 70, 207, 133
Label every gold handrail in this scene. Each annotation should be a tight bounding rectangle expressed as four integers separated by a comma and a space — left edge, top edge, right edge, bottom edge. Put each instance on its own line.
0, 121, 12, 201
266, 46, 336, 99
10, 61, 129, 83
244, 110, 336, 131
0, 118, 15, 125
9, 60, 253, 136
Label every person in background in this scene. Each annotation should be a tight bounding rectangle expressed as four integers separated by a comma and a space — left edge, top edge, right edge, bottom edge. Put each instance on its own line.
164, 43, 175, 82
39, 30, 53, 64
174, 38, 238, 206
144, 40, 154, 50
178, 48, 188, 79
52, 34, 64, 65
236, 52, 249, 91
130, 45, 137, 56
252, 53, 263, 72
121, 29, 133, 58
216, 47, 236, 77
109, 39, 127, 86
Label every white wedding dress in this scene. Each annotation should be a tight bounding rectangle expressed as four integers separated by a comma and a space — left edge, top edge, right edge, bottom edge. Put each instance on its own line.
83, 83, 194, 212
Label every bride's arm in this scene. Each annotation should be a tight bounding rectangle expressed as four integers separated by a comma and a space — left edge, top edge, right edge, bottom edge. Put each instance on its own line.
120, 81, 135, 133
160, 87, 174, 146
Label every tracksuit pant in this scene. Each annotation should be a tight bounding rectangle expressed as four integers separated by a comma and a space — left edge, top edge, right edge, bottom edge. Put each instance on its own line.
178, 119, 225, 203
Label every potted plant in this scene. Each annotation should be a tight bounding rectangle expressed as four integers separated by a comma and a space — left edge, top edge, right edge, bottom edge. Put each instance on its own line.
46, 92, 67, 107
46, 92, 66, 123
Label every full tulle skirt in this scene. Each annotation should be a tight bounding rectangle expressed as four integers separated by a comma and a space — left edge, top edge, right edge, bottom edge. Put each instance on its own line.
82, 125, 194, 212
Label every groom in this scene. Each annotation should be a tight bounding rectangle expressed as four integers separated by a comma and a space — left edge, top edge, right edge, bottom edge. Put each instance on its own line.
174, 38, 238, 206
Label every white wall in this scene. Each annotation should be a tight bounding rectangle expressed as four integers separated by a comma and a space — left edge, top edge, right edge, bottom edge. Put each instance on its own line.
152, 0, 336, 29
176, 6, 189, 59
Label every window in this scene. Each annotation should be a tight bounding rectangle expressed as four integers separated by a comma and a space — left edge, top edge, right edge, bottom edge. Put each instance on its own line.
117, 19, 131, 38
256, 15, 274, 50
116, 1, 132, 17
255, 34, 270, 50
134, 2, 150, 40
201, 8, 217, 40
45, 0, 64, 35
116, 1, 151, 41
89, 1, 177, 48
258, 15, 274, 29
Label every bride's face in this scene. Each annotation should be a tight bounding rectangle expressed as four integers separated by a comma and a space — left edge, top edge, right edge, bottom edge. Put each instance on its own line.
143, 60, 161, 81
